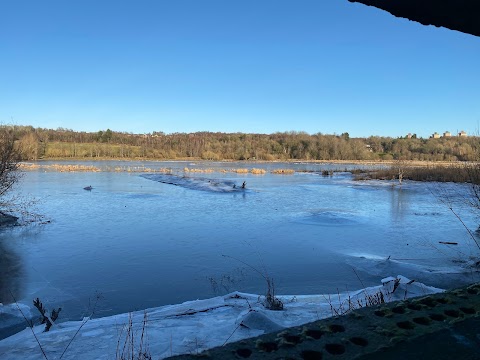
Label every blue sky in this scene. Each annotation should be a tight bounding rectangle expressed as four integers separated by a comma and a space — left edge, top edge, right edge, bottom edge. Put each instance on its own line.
1, 0, 479, 138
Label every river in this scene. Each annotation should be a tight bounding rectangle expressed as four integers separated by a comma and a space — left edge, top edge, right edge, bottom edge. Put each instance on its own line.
1, 160, 478, 339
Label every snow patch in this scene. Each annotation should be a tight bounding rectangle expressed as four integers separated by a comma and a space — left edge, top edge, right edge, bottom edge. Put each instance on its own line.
0, 276, 442, 360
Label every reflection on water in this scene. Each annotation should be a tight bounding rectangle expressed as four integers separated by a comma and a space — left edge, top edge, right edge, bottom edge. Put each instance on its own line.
389, 185, 408, 223
0, 238, 24, 304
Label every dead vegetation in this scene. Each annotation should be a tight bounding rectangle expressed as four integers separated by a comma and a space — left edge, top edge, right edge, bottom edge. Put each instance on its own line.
222, 255, 284, 311
354, 164, 480, 184
33, 298, 62, 332
271, 169, 295, 175
0, 128, 21, 198
116, 312, 152, 360
19, 164, 278, 176
262, 278, 284, 310
325, 277, 411, 317
431, 162, 480, 254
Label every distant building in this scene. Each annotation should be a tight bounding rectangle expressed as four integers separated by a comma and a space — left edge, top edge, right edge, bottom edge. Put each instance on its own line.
406, 133, 412, 139
431, 132, 440, 139
443, 131, 451, 137
458, 130, 468, 137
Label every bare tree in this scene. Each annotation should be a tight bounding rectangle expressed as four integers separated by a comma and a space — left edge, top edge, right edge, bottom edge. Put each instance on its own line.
0, 128, 21, 196
434, 162, 480, 254
0, 127, 22, 224
392, 159, 407, 185
464, 162, 480, 213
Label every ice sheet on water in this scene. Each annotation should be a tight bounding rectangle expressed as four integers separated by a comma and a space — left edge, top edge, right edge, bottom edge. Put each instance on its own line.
345, 253, 479, 279
345, 179, 420, 191
0, 303, 32, 319
0, 303, 32, 338
294, 209, 361, 226
141, 173, 246, 193
0, 276, 443, 360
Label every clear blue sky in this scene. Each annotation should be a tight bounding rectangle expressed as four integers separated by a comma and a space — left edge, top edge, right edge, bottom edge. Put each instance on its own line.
1, 0, 479, 138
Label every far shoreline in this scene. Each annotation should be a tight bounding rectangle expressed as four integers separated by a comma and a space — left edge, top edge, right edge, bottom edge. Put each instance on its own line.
21, 157, 472, 167
18, 158, 479, 183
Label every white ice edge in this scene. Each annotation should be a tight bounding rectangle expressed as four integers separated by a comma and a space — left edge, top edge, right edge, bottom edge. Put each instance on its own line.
0, 275, 443, 360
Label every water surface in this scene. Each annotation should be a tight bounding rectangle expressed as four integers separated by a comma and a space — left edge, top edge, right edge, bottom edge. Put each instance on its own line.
1, 161, 478, 338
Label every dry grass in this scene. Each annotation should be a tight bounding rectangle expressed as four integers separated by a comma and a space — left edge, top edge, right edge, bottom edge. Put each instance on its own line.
262, 278, 284, 310
183, 167, 215, 173
325, 276, 411, 317
51, 164, 101, 172
354, 164, 478, 183
233, 168, 249, 173
116, 312, 152, 360
20, 163, 176, 173
20, 163, 101, 172
324, 283, 397, 317
271, 169, 295, 175
19, 163, 41, 170
221, 255, 284, 311
324, 289, 386, 317
250, 168, 266, 174
112, 166, 172, 173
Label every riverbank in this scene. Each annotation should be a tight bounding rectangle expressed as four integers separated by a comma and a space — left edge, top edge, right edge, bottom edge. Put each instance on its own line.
0, 276, 447, 360
173, 281, 480, 360
18, 159, 479, 183
21, 157, 468, 167
353, 164, 480, 184
0, 212, 18, 227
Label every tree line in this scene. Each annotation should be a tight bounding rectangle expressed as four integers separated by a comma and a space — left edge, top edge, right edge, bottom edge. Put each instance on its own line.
5, 125, 480, 162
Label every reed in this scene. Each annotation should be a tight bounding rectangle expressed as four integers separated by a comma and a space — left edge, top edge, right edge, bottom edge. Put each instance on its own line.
354, 164, 479, 184
271, 169, 295, 175
183, 168, 214, 173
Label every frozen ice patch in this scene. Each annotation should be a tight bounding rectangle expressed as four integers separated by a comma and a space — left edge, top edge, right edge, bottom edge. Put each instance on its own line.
0, 302, 32, 319
345, 253, 478, 280
294, 209, 361, 226
141, 174, 246, 193
0, 277, 443, 360
0, 302, 33, 340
